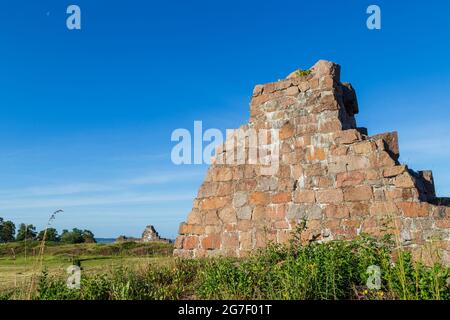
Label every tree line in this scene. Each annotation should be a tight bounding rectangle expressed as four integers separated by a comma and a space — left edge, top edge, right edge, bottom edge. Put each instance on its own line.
0, 217, 96, 244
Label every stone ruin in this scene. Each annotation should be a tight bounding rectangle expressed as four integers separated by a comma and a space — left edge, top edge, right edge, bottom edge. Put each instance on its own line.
173, 60, 450, 265
141, 225, 170, 243
116, 225, 171, 243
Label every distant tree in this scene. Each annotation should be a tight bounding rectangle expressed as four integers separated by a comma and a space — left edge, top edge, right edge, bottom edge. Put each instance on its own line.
16, 223, 37, 241
0, 218, 16, 242
37, 228, 60, 242
82, 229, 96, 243
0, 217, 4, 240
60, 228, 84, 244
60, 228, 96, 244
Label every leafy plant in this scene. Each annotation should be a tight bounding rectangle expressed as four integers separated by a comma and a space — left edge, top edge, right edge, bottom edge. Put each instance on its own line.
295, 69, 312, 77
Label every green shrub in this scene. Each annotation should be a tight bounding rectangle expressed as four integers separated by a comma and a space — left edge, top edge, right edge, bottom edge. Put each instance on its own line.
295, 69, 312, 77
35, 269, 81, 300
383, 251, 450, 300
197, 238, 377, 300
197, 234, 450, 300
31, 259, 202, 300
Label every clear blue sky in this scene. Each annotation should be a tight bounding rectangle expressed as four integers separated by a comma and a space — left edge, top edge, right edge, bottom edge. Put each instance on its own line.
1, 0, 449, 238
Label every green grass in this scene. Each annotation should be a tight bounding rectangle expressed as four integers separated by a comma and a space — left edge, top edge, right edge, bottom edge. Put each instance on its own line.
0, 240, 173, 257
0, 241, 174, 294
196, 236, 450, 300
2, 233, 449, 300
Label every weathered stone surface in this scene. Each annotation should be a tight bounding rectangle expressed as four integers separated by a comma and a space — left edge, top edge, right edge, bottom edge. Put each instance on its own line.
178, 223, 204, 235
174, 60, 450, 265
333, 129, 361, 144
285, 86, 299, 96
200, 197, 229, 210
383, 165, 407, 178
371, 132, 399, 160
352, 141, 374, 154
183, 236, 199, 249
394, 172, 416, 188
397, 202, 430, 217
325, 205, 350, 219
287, 203, 322, 220
316, 189, 344, 204
232, 191, 248, 208
218, 206, 237, 224
265, 204, 286, 221
249, 192, 270, 205
271, 192, 291, 203
237, 205, 252, 220
253, 85, 264, 97
343, 185, 373, 202
369, 202, 398, 217
280, 122, 295, 140
293, 190, 316, 203
257, 176, 278, 191
201, 234, 221, 250
336, 171, 365, 187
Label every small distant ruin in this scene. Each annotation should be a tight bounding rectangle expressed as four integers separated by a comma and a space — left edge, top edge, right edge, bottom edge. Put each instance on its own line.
174, 60, 450, 265
141, 225, 170, 243
116, 225, 171, 243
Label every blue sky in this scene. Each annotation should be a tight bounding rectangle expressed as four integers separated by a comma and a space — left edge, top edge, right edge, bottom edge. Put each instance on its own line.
0, 0, 449, 238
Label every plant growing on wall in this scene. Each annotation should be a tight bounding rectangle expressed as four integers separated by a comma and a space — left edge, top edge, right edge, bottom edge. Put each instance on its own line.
295, 69, 312, 77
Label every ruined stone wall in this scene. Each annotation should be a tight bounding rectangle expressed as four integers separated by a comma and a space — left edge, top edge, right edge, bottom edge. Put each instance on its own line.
173, 60, 450, 265
141, 225, 170, 243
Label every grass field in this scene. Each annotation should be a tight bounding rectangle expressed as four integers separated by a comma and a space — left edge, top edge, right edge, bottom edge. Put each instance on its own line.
1, 234, 450, 300
0, 241, 174, 292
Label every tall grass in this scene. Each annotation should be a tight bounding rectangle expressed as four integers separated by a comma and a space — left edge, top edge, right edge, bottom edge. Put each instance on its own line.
2, 231, 449, 300
197, 236, 388, 300
27, 209, 63, 299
